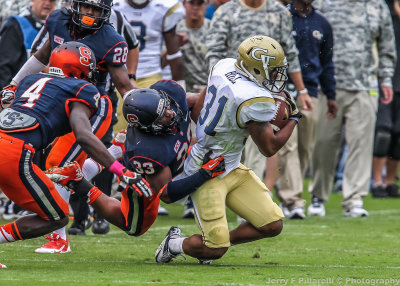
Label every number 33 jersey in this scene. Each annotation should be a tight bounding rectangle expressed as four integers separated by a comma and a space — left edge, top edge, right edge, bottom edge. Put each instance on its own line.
0, 73, 100, 150
185, 58, 277, 177
122, 80, 191, 178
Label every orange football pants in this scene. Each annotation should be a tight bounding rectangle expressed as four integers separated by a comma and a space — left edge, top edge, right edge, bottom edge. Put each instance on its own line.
0, 132, 69, 221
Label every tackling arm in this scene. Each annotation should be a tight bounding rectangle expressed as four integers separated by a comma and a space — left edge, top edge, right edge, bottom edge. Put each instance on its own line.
164, 29, 185, 83
69, 101, 118, 169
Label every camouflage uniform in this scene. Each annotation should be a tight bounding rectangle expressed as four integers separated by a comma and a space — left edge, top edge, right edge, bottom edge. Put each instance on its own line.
0, 0, 30, 28
205, 0, 301, 184
176, 18, 210, 92
206, 0, 300, 73
310, 0, 396, 212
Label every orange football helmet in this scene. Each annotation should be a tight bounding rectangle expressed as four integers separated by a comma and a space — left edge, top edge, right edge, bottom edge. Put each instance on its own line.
49, 41, 98, 84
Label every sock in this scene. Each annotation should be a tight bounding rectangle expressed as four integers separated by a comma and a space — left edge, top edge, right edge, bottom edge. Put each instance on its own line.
88, 186, 103, 205
82, 158, 104, 181
168, 237, 186, 254
0, 222, 22, 243
55, 183, 70, 203
53, 227, 67, 240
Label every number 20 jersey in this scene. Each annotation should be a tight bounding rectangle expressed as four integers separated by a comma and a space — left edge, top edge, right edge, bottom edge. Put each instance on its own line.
185, 58, 277, 178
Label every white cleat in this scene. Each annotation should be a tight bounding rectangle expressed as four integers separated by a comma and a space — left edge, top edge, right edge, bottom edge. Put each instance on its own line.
155, 226, 183, 263
307, 197, 326, 217
343, 206, 368, 217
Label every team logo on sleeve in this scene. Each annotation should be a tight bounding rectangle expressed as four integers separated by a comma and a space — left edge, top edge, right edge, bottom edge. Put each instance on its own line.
93, 92, 100, 108
174, 140, 181, 153
54, 35, 64, 45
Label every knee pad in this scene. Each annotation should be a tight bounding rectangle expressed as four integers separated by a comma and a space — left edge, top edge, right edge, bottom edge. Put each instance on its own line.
205, 224, 230, 248
389, 133, 400, 160
373, 128, 391, 157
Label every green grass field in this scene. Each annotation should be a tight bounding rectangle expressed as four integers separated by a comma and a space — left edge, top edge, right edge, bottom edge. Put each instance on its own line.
0, 188, 399, 286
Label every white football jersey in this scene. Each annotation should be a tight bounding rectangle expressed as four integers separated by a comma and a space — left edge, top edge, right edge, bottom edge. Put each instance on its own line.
113, 0, 184, 79
184, 58, 276, 177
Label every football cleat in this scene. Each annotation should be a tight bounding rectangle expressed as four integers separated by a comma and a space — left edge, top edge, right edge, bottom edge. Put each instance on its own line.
307, 196, 326, 217
0, 263, 6, 268
158, 205, 169, 216
155, 226, 184, 263
35, 233, 71, 254
45, 161, 83, 187
343, 206, 368, 217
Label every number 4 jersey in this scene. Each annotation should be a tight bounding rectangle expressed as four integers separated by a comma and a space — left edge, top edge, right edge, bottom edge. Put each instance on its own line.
185, 58, 277, 178
0, 73, 100, 150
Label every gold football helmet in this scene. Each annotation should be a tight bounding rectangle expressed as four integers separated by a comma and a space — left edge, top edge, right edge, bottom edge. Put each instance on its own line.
235, 35, 288, 92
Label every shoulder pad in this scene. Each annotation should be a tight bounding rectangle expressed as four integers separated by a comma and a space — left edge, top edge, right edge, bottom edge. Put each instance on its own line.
61, 8, 72, 16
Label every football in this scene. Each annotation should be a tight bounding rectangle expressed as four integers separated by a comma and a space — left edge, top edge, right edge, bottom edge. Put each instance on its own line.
270, 92, 290, 132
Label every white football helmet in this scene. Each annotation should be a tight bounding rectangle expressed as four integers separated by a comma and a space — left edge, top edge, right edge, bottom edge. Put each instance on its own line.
235, 35, 288, 93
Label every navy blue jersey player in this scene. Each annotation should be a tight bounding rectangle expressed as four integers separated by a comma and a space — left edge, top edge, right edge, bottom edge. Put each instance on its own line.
45, 80, 226, 237
122, 80, 191, 179
0, 42, 150, 269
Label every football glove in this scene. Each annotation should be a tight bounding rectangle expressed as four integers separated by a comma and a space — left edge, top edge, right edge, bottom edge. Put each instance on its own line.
112, 129, 127, 154
0, 84, 17, 109
283, 90, 302, 119
117, 168, 153, 198
45, 161, 83, 190
200, 151, 225, 178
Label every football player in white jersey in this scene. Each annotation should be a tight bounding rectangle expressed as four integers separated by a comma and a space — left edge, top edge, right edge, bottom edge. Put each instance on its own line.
155, 35, 302, 263
113, 0, 185, 87
112, 0, 186, 143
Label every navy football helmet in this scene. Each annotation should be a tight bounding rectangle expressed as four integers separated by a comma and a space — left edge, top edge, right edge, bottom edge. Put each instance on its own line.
71, 0, 112, 30
123, 88, 184, 135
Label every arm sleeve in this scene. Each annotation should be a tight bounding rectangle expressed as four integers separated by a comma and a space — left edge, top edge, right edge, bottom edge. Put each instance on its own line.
166, 171, 208, 202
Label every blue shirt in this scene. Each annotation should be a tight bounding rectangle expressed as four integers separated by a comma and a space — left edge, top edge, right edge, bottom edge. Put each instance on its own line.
289, 4, 336, 100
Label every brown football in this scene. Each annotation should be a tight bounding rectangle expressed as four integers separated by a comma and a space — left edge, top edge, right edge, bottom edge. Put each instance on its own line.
270, 92, 290, 132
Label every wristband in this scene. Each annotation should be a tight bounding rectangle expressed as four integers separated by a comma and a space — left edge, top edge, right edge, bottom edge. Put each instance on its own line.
298, 89, 308, 95
109, 160, 124, 177
128, 74, 136, 80
165, 50, 182, 61
289, 117, 299, 123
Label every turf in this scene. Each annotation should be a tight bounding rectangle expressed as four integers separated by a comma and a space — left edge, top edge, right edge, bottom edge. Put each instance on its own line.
0, 188, 399, 286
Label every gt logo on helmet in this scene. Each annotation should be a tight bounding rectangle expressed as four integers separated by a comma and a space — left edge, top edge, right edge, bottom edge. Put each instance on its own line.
251, 48, 275, 68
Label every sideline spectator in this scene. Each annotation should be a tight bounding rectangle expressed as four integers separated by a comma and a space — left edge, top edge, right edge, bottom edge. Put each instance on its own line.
309, 0, 396, 217
371, 0, 400, 199
278, 0, 336, 219
0, 0, 56, 89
